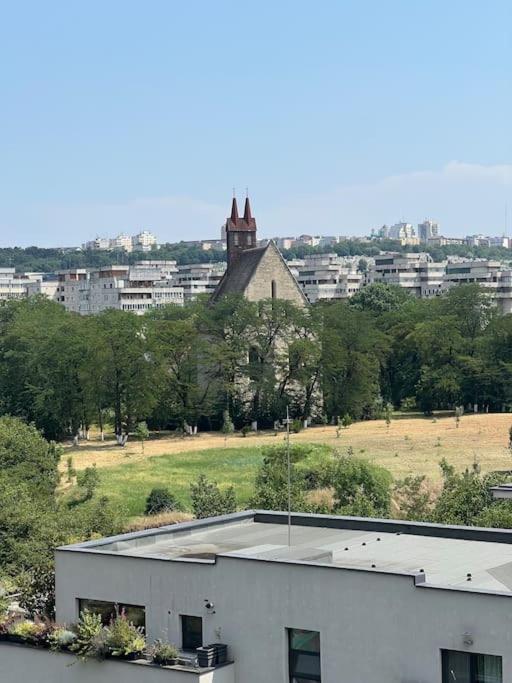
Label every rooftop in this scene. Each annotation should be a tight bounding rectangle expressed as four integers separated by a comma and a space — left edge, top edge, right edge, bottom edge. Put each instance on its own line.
61, 511, 512, 596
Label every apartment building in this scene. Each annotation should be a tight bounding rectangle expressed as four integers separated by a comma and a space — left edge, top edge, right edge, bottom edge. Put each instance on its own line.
418, 219, 439, 242
295, 253, 363, 303
0, 268, 41, 301
56, 266, 184, 315
3, 510, 512, 682
83, 231, 158, 253
132, 230, 158, 252
369, 253, 446, 297
444, 260, 512, 314
175, 262, 226, 302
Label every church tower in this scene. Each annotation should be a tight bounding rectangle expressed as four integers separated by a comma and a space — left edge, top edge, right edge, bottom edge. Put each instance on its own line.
225, 195, 257, 268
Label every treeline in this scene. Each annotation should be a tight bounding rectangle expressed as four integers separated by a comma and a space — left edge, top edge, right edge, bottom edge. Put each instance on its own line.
3, 239, 512, 273
1, 283, 512, 441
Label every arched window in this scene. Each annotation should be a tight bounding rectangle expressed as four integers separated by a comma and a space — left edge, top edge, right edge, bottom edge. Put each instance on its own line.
271, 280, 277, 299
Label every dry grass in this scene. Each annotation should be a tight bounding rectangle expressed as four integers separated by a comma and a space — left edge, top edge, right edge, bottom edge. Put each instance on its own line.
63, 413, 512, 483
124, 511, 193, 533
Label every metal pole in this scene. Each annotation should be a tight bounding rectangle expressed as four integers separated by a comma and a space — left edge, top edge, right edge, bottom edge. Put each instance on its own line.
286, 405, 291, 547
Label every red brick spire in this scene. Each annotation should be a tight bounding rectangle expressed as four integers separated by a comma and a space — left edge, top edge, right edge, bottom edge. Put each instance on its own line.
243, 196, 252, 221
230, 197, 239, 222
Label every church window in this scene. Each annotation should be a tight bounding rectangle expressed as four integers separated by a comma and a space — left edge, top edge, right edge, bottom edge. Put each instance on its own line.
271, 280, 277, 299
234, 234, 239, 246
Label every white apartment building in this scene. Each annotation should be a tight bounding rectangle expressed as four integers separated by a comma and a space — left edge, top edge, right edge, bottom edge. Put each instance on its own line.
388, 222, 415, 240
175, 262, 226, 302
3, 510, 512, 682
56, 266, 184, 315
444, 260, 512, 314
369, 253, 446, 297
25, 277, 59, 301
418, 220, 439, 242
0, 268, 42, 301
295, 254, 363, 303
133, 230, 158, 252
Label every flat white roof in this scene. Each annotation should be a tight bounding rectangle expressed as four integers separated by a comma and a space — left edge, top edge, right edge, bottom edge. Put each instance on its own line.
61, 512, 512, 596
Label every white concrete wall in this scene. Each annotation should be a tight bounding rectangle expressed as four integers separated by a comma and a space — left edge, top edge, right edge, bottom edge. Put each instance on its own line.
0, 644, 234, 683
55, 549, 512, 683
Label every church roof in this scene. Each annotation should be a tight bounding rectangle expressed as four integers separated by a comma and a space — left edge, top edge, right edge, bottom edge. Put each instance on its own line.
210, 240, 309, 305
210, 244, 268, 302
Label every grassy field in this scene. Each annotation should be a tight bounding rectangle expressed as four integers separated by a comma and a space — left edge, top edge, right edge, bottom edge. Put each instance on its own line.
62, 413, 512, 517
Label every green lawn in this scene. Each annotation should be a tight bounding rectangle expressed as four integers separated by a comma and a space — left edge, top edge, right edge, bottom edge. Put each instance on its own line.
96, 446, 266, 517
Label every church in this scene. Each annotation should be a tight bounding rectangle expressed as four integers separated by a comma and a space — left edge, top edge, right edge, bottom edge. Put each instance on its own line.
211, 196, 307, 306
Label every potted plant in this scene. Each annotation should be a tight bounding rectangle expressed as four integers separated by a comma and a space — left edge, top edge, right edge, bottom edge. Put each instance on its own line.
7, 620, 45, 645
48, 626, 77, 652
148, 639, 179, 666
104, 611, 146, 661
70, 610, 105, 661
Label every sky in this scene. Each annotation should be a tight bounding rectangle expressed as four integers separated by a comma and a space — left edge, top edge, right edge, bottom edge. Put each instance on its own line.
0, 1, 511, 246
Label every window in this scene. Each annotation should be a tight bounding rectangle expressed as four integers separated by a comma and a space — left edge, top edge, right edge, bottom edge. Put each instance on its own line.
181, 615, 203, 651
442, 650, 502, 683
78, 599, 145, 630
288, 628, 321, 683
271, 279, 277, 299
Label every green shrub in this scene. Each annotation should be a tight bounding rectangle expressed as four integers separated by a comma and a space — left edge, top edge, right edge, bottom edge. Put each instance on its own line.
241, 425, 251, 438
341, 414, 352, 428
291, 419, 303, 434
144, 487, 180, 515
76, 465, 100, 500
104, 612, 146, 657
332, 456, 392, 517
48, 627, 77, 651
221, 411, 234, 435
149, 639, 179, 665
9, 619, 45, 643
70, 610, 104, 661
190, 474, 236, 519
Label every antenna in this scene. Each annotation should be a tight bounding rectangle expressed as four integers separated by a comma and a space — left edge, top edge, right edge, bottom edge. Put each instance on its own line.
246, 186, 249, 199
232, 187, 236, 199
286, 405, 292, 547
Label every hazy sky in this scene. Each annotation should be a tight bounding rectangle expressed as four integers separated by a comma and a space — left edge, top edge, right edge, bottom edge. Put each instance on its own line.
0, 1, 511, 246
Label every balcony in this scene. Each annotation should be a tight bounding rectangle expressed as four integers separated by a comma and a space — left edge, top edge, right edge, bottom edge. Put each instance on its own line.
0, 641, 235, 682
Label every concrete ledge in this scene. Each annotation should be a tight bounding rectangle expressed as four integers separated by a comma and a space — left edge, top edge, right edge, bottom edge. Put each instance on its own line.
0, 643, 235, 683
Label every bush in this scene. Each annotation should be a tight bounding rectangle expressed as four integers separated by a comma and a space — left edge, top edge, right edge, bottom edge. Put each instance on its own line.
332, 456, 392, 517
190, 474, 236, 519
144, 487, 181, 516
70, 610, 104, 661
221, 410, 234, 435
17, 562, 55, 619
341, 414, 352, 429
149, 639, 179, 665
9, 619, 45, 644
241, 425, 251, 438
104, 611, 146, 658
48, 627, 77, 651
76, 465, 100, 501
291, 419, 303, 434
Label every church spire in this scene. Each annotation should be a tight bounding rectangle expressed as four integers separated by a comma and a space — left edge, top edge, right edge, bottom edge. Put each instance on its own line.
243, 196, 252, 221
230, 196, 239, 222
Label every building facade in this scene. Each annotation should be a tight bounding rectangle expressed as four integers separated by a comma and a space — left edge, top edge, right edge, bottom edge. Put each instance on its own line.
2, 511, 510, 682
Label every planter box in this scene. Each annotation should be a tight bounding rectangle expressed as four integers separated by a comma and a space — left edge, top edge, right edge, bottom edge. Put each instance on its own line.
196, 646, 216, 667
207, 643, 228, 665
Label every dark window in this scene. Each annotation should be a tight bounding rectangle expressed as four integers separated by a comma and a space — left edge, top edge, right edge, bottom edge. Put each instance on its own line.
288, 628, 321, 682
271, 280, 277, 299
442, 650, 502, 683
78, 599, 145, 630
181, 615, 203, 651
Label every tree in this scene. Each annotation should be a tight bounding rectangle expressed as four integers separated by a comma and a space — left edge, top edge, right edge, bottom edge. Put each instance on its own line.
190, 474, 237, 519
331, 456, 392, 517
321, 303, 389, 420
250, 445, 311, 512
135, 422, 150, 455
394, 475, 434, 521
350, 283, 411, 314
76, 466, 100, 501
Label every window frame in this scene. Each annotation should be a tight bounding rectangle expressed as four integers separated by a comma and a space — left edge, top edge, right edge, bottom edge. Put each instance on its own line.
287, 628, 321, 683
441, 649, 502, 683
77, 598, 146, 630
181, 614, 203, 652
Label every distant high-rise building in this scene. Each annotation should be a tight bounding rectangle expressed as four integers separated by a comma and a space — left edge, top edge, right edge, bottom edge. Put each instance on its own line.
389, 222, 416, 240
418, 220, 439, 242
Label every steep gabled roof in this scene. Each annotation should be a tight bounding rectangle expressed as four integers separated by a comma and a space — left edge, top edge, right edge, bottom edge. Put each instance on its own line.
210, 240, 309, 305
210, 245, 267, 302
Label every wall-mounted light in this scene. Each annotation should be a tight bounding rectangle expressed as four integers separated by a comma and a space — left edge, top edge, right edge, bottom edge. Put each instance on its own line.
462, 632, 474, 646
